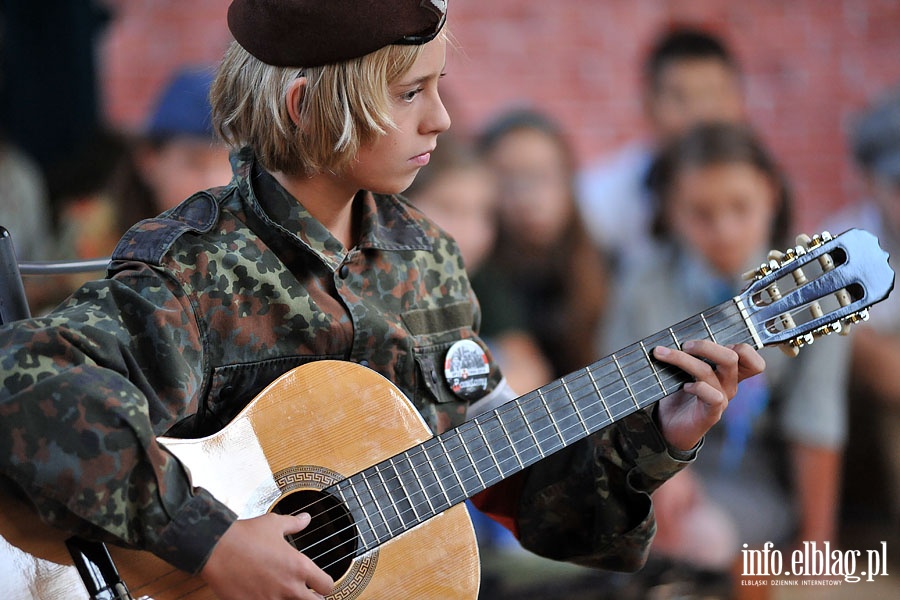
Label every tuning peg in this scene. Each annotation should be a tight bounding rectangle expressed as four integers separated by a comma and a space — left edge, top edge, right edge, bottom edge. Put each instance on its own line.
798, 332, 815, 346
742, 259, 778, 282
780, 246, 799, 265
813, 322, 844, 337
742, 267, 761, 282
787, 332, 816, 349
843, 309, 870, 325
778, 343, 801, 358
779, 332, 815, 357
797, 231, 833, 250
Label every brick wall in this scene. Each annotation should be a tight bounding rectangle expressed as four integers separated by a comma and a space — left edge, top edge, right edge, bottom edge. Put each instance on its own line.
100, 0, 900, 230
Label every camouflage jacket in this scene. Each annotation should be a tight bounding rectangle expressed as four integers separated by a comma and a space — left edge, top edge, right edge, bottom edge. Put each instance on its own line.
0, 148, 694, 575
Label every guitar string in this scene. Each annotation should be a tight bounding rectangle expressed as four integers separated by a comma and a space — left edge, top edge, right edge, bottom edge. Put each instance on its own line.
123, 308, 786, 597
277, 301, 743, 541
109, 304, 744, 591
310, 275, 862, 569
19, 260, 844, 594
107, 293, 734, 600
288, 293, 840, 566
153, 264, 856, 592
277, 298, 746, 530
114, 302, 852, 592
308, 321, 759, 573
291, 308, 756, 565
278, 274, 850, 565
288, 295, 837, 565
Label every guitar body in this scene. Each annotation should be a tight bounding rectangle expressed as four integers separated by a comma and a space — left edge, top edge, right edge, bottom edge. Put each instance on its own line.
0, 361, 480, 600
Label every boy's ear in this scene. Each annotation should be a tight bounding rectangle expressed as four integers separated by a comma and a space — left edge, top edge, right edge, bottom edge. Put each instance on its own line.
285, 77, 307, 127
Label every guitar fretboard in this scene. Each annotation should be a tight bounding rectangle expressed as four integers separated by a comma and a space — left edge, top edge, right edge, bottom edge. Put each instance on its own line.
332, 299, 753, 553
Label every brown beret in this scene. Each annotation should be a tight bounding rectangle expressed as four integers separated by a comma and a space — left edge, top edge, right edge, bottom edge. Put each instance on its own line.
227, 0, 448, 67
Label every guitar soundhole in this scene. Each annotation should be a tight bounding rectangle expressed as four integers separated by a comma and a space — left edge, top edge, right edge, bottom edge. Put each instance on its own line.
275, 489, 357, 581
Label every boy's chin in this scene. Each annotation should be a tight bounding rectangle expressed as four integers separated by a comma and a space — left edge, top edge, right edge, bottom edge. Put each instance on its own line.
382, 176, 419, 196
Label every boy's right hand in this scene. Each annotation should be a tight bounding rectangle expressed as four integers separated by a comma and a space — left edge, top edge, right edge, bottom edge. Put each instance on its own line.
200, 512, 334, 599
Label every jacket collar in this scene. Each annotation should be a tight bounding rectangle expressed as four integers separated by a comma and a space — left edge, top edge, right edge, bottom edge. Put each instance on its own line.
230, 148, 432, 272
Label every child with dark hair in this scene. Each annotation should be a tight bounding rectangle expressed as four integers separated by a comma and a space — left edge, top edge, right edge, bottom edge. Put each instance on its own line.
604, 122, 848, 597
477, 108, 610, 379
579, 26, 746, 270
830, 86, 900, 535
115, 67, 234, 232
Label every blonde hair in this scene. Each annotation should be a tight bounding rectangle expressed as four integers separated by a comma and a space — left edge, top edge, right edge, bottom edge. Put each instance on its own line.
210, 40, 430, 175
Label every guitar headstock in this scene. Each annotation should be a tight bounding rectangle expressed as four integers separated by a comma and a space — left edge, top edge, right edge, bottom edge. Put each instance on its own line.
738, 229, 894, 356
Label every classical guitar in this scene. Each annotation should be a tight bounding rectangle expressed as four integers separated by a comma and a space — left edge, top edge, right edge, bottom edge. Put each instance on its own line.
1, 229, 894, 600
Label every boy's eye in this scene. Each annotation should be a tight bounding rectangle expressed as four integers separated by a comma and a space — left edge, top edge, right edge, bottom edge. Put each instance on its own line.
401, 88, 423, 103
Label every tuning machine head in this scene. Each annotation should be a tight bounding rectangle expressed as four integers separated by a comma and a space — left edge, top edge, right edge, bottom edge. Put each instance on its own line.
742, 232, 834, 282
843, 308, 870, 326
742, 258, 780, 282
778, 307, 870, 355
741, 228, 894, 357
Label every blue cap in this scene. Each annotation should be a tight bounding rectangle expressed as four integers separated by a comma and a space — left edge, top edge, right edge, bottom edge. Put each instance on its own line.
852, 86, 900, 183
146, 67, 216, 140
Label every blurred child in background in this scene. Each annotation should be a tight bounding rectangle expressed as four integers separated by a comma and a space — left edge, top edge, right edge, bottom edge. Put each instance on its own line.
603, 122, 849, 597
578, 26, 746, 271
112, 66, 233, 232
830, 86, 900, 537
478, 109, 609, 379
57, 66, 232, 263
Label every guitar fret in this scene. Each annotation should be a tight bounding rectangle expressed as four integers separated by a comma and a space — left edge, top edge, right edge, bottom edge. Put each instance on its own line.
492, 416, 523, 472
421, 438, 453, 513
537, 388, 565, 446
428, 451, 451, 506
516, 401, 544, 458
355, 478, 380, 548
459, 432, 487, 489
700, 313, 717, 343
640, 340, 666, 395
334, 481, 375, 551
465, 420, 503, 485
351, 478, 384, 548
447, 428, 480, 496
612, 353, 640, 410
735, 295, 764, 348
472, 419, 503, 488
563, 378, 591, 436
375, 464, 405, 533
668, 327, 680, 349
362, 473, 392, 541
388, 452, 422, 523
387, 457, 419, 524
587, 366, 615, 424
407, 451, 436, 515
421, 443, 452, 510
436, 436, 466, 498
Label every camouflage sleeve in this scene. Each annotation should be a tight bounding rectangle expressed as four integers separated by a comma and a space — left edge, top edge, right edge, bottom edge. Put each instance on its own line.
515, 405, 697, 572
0, 263, 236, 574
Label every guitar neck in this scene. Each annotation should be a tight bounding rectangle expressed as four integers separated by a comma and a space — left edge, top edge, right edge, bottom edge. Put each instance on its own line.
332, 299, 755, 552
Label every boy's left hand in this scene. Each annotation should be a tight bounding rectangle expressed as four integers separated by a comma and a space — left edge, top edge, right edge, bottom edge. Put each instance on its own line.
653, 340, 765, 451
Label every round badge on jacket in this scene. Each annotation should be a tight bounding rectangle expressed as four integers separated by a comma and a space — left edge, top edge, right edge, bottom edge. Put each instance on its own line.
444, 339, 491, 401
